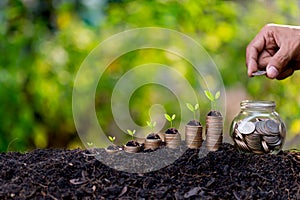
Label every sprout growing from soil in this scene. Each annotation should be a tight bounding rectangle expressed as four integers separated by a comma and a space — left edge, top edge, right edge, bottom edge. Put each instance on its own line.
146, 120, 156, 133
204, 90, 220, 110
126, 129, 136, 140
164, 113, 176, 128
186, 103, 199, 120
87, 142, 94, 147
108, 136, 115, 143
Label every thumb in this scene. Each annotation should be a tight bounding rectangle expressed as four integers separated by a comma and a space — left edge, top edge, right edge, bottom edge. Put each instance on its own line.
267, 47, 291, 79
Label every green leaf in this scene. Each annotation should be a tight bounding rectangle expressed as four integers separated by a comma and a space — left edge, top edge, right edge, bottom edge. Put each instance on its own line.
146, 121, 151, 127
194, 103, 199, 110
186, 103, 195, 112
127, 129, 133, 136
204, 90, 215, 102
164, 114, 172, 122
215, 91, 220, 100
171, 114, 176, 120
108, 136, 115, 142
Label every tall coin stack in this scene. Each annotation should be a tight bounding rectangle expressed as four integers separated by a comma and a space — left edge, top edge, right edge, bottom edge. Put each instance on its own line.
205, 113, 223, 151
232, 119, 284, 154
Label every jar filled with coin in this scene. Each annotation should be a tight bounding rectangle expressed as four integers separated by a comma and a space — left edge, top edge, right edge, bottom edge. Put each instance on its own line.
230, 100, 286, 154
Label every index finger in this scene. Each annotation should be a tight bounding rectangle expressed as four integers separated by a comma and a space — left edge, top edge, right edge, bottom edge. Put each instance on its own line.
246, 34, 266, 77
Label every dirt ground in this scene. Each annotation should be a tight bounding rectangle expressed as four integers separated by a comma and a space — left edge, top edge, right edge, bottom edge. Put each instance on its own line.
0, 143, 299, 199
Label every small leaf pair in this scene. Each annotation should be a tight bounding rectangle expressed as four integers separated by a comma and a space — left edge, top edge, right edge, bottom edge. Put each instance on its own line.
204, 90, 220, 110
164, 114, 176, 128
186, 103, 199, 120
127, 129, 136, 140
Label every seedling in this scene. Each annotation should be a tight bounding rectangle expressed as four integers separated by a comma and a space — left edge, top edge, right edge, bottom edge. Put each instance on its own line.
127, 129, 136, 140
186, 103, 199, 120
108, 136, 115, 143
204, 90, 220, 110
164, 113, 176, 128
87, 142, 94, 147
146, 120, 156, 133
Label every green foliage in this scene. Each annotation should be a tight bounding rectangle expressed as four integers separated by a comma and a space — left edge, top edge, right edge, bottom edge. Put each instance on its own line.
108, 136, 116, 143
126, 129, 136, 140
146, 121, 156, 133
164, 114, 176, 128
186, 103, 199, 120
204, 90, 220, 110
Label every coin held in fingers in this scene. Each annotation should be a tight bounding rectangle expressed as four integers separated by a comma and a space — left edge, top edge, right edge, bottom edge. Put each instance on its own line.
252, 70, 267, 76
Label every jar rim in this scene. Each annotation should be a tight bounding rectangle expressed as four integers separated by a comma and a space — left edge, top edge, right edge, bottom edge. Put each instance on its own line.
241, 100, 276, 108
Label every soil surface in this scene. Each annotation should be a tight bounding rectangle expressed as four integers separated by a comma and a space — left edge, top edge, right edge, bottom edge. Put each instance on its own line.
0, 143, 300, 199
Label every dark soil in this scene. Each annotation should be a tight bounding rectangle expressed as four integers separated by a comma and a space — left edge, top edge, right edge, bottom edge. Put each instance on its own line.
146, 133, 161, 140
207, 110, 222, 117
187, 120, 201, 126
125, 140, 140, 147
1, 143, 300, 199
165, 127, 179, 134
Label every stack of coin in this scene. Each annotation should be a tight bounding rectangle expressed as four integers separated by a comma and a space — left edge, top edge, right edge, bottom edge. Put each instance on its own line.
185, 125, 203, 149
205, 115, 223, 151
232, 119, 284, 154
165, 133, 181, 148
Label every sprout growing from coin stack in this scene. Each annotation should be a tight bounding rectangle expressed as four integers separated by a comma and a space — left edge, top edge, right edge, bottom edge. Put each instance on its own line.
145, 120, 162, 150
124, 129, 141, 153
185, 103, 203, 149
164, 113, 181, 148
204, 90, 223, 151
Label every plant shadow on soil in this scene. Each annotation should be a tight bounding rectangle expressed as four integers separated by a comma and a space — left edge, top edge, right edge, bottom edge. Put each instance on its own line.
0, 142, 300, 199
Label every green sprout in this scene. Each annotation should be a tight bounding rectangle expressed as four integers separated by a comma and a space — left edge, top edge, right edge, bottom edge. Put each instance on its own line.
87, 142, 94, 147
146, 120, 157, 133
204, 90, 220, 110
186, 103, 199, 120
164, 113, 176, 128
108, 136, 115, 143
127, 129, 136, 140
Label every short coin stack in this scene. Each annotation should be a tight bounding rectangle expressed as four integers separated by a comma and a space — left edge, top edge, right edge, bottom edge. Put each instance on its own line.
232, 119, 284, 154
185, 125, 203, 149
205, 115, 223, 151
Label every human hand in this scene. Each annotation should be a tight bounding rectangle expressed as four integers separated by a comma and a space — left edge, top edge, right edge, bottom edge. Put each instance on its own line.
246, 24, 300, 80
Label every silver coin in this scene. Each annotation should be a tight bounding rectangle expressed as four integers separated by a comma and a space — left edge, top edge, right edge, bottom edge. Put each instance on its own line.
265, 119, 280, 134
261, 140, 269, 153
238, 122, 255, 134
252, 70, 266, 76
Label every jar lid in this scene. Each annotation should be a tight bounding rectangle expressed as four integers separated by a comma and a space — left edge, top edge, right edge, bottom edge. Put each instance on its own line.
241, 100, 276, 109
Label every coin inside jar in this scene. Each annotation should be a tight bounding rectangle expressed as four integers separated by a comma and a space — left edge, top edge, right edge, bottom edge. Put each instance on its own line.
237, 122, 255, 134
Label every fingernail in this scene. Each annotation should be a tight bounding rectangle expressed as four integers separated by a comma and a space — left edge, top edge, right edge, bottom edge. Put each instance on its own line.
267, 66, 279, 78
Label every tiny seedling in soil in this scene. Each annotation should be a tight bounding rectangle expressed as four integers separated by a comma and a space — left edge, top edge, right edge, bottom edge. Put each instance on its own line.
108, 136, 116, 143
164, 113, 176, 128
106, 136, 119, 151
127, 129, 136, 140
146, 120, 157, 133
186, 103, 201, 126
87, 142, 94, 147
204, 90, 222, 116
186, 103, 199, 120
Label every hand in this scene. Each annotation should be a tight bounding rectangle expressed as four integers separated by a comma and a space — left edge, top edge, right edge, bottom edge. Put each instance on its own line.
246, 24, 300, 80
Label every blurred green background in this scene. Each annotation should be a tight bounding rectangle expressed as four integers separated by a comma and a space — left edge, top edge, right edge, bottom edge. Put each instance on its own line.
1, 0, 300, 152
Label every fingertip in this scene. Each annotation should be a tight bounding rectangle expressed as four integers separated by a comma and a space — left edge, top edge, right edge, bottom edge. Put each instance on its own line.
266, 65, 279, 79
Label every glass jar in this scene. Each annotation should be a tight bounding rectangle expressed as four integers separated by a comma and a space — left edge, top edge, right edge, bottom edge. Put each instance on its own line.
230, 100, 286, 154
